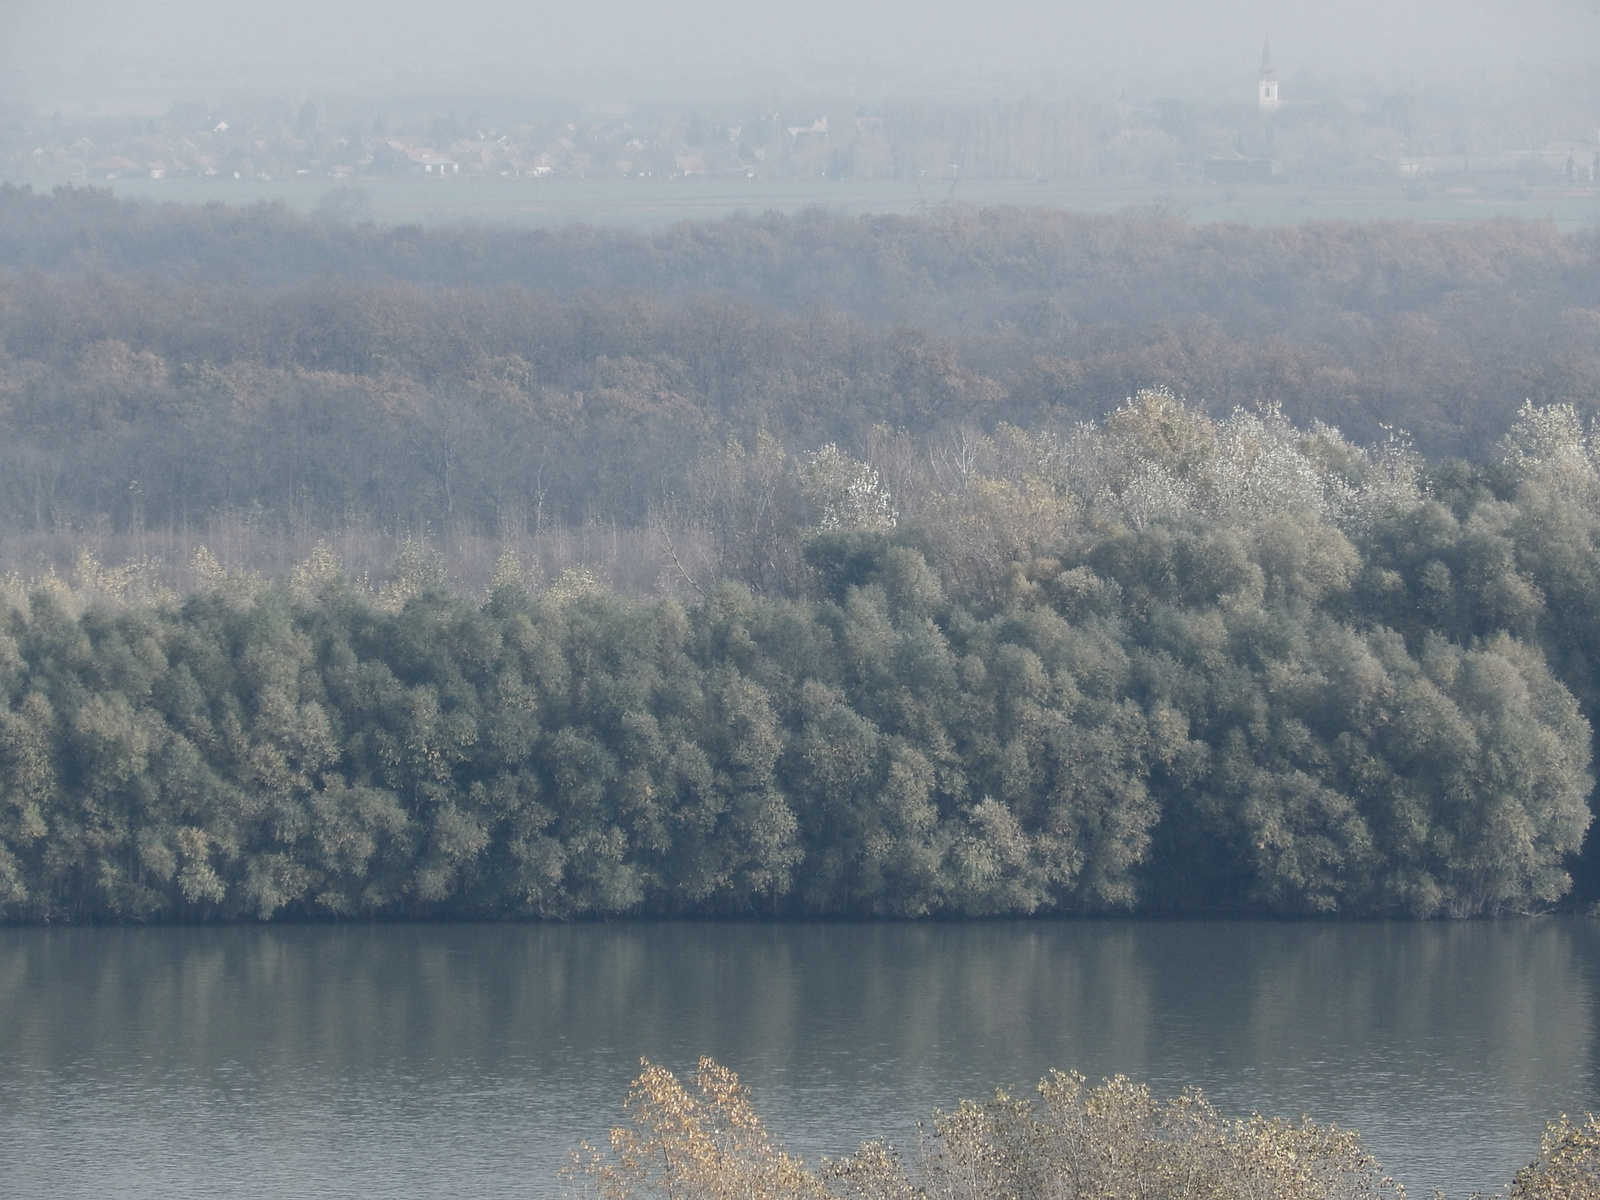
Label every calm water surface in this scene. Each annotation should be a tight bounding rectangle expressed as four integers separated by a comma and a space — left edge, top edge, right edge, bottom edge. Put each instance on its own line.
1, 919, 1597, 1199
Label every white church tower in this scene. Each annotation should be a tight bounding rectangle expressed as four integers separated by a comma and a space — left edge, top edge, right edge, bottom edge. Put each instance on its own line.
1258, 40, 1281, 112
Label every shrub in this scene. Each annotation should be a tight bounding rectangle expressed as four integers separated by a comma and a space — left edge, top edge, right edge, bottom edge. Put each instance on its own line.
1512, 1114, 1600, 1200
575, 1059, 1406, 1200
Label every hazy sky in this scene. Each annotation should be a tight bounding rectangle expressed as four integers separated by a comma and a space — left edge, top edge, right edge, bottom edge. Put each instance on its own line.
4, 0, 1598, 107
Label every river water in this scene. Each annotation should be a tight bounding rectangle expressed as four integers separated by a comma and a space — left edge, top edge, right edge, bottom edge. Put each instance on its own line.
2, 918, 1596, 1199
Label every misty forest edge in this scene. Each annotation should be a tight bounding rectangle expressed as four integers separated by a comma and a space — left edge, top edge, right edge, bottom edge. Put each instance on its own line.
2, 188, 1600, 922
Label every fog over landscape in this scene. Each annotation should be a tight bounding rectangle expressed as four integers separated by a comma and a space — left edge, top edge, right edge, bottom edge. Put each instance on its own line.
5, 0, 1598, 104
7, 5, 1600, 1198
0, 0, 1598, 927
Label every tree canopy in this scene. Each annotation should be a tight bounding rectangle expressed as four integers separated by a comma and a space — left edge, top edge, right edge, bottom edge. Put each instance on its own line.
2, 392, 1596, 922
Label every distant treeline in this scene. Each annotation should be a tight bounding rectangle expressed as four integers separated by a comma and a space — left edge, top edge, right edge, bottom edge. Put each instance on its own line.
0, 187, 1597, 543
6, 391, 1600, 922
13, 66, 1599, 189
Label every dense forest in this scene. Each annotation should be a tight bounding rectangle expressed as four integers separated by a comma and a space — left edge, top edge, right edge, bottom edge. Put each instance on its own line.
1, 185, 1597, 541
3, 385, 1600, 921
2, 188, 1600, 922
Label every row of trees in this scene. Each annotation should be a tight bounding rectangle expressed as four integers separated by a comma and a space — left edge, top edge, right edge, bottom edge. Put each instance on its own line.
1, 393, 1596, 921
0, 189, 1595, 544
1, 189, 1598, 919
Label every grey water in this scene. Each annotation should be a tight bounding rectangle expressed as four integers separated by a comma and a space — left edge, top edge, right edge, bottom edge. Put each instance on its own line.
1, 919, 1596, 1200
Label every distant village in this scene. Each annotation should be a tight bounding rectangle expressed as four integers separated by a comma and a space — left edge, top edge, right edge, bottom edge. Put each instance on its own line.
2, 66, 1595, 190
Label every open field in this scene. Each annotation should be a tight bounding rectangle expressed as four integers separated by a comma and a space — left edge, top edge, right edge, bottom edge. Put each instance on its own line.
77, 174, 1600, 230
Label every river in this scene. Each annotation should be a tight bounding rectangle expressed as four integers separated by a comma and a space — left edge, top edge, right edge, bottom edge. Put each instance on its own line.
2, 918, 1596, 1198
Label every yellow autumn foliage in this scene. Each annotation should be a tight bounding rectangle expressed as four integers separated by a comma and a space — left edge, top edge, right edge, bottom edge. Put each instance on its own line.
1513, 1114, 1600, 1200
579, 1059, 1600, 1200
574, 1058, 827, 1200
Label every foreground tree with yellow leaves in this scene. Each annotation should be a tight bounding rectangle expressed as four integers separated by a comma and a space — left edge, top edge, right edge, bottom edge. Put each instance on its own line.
577, 1059, 1600, 1200
575, 1059, 1406, 1200
1512, 1115, 1600, 1200
573, 1059, 828, 1200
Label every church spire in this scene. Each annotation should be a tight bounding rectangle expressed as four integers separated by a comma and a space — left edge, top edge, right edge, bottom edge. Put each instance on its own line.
1258, 35, 1281, 111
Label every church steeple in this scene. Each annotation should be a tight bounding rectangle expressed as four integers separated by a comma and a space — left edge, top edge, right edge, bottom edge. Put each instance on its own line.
1258, 37, 1281, 112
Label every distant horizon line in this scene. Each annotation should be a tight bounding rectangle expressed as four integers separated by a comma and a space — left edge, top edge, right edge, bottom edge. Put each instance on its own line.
7, 58, 1597, 121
